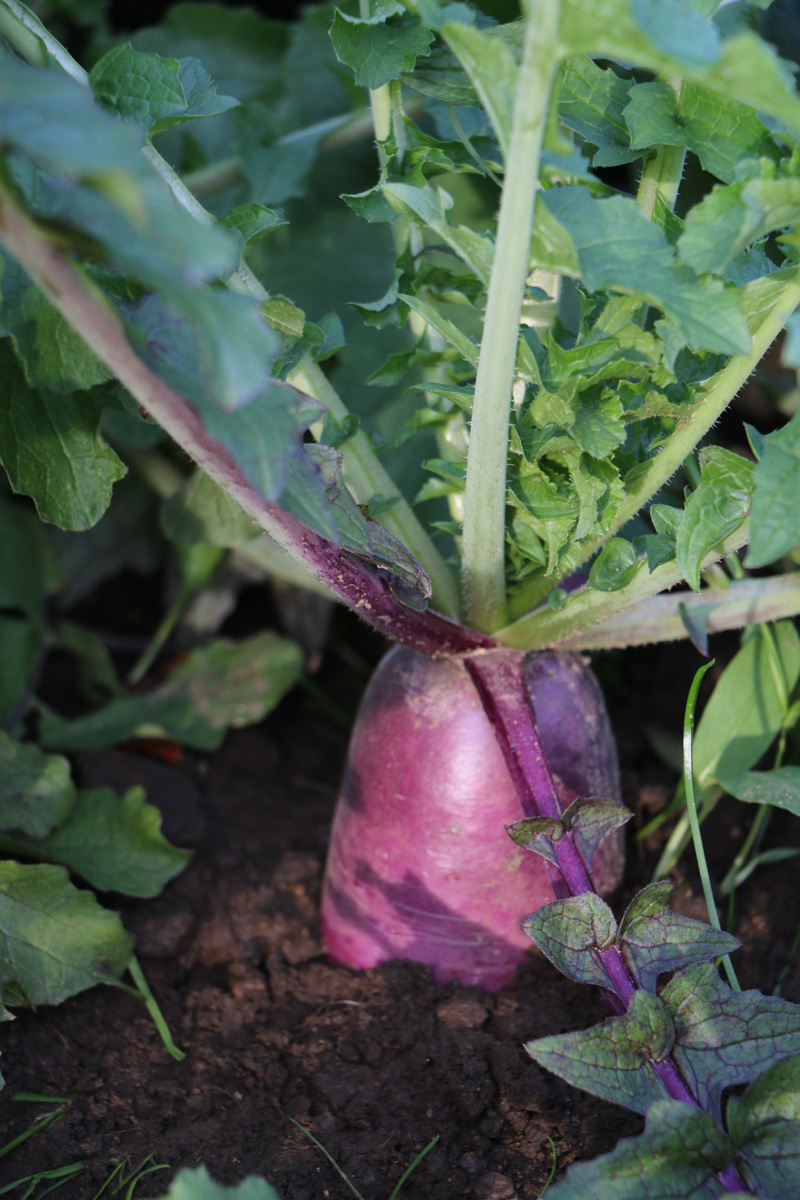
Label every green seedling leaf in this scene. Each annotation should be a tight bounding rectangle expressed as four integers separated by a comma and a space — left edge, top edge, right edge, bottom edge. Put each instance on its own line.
440, 23, 516, 157
532, 189, 751, 356
676, 448, 753, 590
39, 632, 304, 754
727, 1055, 800, 1199
663, 963, 800, 1121
0, 345, 126, 531
0, 862, 133, 1010
90, 45, 238, 135
719, 767, 800, 817
747, 409, 800, 568
522, 893, 617, 988
542, 1099, 733, 1200
693, 621, 800, 794
559, 56, 637, 168
0, 735, 75, 840
560, 797, 633, 874
330, 9, 433, 90
587, 538, 641, 592
526, 989, 673, 1115
0, 500, 49, 726
153, 1166, 280, 1200
34, 786, 190, 899
617, 882, 739, 993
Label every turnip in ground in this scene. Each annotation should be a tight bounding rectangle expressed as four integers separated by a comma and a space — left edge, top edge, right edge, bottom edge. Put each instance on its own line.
322, 646, 625, 989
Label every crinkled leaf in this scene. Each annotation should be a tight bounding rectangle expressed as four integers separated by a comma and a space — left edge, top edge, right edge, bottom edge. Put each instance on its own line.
0, 862, 133, 1009
0, 734, 75, 840
543, 1099, 732, 1200
383, 182, 493, 284
35, 786, 190, 899
89, 45, 238, 135
0, 345, 126, 531
663, 963, 800, 1122
440, 22, 516, 157
532, 189, 750, 356
727, 1055, 800, 1200
747, 409, 800, 568
570, 392, 627, 459
0, 500, 48, 726
693, 621, 800, 793
618, 882, 739, 993
676, 448, 753, 590
154, 1167, 280, 1200
719, 767, 800, 817
679, 178, 800, 276
588, 538, 642, 592
559, 57, 637, 169
39, 633, 303, 754
522, 893, 617, 988
526, 989, 673, 1116
330, 10, 433, 90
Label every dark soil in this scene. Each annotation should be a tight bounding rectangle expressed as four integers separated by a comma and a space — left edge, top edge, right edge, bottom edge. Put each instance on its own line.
2, 627, 800, 1200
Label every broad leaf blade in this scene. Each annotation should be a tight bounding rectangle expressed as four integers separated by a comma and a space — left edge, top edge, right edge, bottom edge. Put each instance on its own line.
728, 1055, 800, 1200
747, 410, 800, 568
675, 448, 753, 590
522, 893, 616, 988
0, 735, 75, 839
718, 767, 800, 816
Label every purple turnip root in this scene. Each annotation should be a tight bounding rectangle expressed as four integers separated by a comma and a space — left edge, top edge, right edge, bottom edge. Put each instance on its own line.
321, 646, 625, 989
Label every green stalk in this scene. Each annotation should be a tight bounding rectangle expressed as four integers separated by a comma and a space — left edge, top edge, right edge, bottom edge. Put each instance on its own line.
461, 0, 561, 632
508, 269, 800, 622
636, 78, 686, 220
0, 0, 458, 615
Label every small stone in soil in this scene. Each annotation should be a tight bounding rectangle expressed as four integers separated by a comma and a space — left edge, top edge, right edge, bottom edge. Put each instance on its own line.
473, 1171, 516, 1200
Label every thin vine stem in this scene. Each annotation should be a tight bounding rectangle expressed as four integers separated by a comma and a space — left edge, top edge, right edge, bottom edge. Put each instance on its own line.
460, 0, 562, 632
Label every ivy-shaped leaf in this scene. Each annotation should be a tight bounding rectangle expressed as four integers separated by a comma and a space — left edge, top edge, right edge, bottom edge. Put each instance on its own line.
522, 893, 617, 988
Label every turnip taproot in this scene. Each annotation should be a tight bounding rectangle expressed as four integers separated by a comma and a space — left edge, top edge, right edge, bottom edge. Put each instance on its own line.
322, 646, 624, 989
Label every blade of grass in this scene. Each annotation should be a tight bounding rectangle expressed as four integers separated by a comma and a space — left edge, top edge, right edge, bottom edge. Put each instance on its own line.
288, 1117, 365, 1200
387, 1135, 439, 1200
128, 955, 185, 1062
535, 1137, 558, 1199
0, 1098, 71, 1160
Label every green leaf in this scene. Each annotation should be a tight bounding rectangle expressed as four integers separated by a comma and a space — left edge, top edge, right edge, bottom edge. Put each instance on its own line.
34, 786, 190, 899
0, 499, 48, 726
399, 294, 479, 365
559, 57, 637, 169
522, 893, 617, 988
383, 182, 493, 284
440, 22, 516, 158
693, 621, 800, 793
676, 447, 753, 590
663, 963, 800, 1121
587, 538, 642, 591
330, 10, 433, 90
526, 989, 673, 1116
219, 204, 286, 259
679, 178, 800, 276
89, 45, 238, 136
161, 470, 260, 549
0, 345, 126, 531
676, 83, 780, 185
727, 1056, 800, 1200
154, 1166, 280, 1200
560, 796, 633, 871
718, 767, 800, 817
617, 881, 739, 993
543, 1099, 732, 1200
570, 391, 627, 459
0, 862, 133, 1009
532, 190, 750, 356
39, 632, 304, 754
0, 735, 75, 840
747, 409, 800, 568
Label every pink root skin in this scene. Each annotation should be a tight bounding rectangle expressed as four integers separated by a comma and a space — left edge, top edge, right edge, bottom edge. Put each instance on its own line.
321, 646, 625, 990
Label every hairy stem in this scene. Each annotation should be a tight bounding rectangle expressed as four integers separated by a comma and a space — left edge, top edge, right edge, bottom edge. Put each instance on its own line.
461, 0, 561, 632
636, 78, 686, 221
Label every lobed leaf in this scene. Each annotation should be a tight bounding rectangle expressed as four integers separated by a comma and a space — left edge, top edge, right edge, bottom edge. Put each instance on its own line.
329, 9, 433, 90
0, 862, 133, 1010
663, 963, 800, 1122
527, 990, 673, 1116
0, 734, 75, 840
617, 882, 739, 993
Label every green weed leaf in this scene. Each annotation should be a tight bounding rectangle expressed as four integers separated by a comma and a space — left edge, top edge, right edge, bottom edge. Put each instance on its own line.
718, 767, 800, 817
727, 1055, 800, 1199
0, 862, 133, 1010
676, 448, 753, 590
527, 990, 673, 1115
522, 893, 617, 988
679, 178, 800, 276
153, 1166, 280, 1200
0, 500, 49, 726
617, 882, 739, 993
440, 22, 516, 157
747, 409, 800, 568
330, 9, 433, 90
0, 735, 75, 840
542, 1099, 732, 1200
588, 538, 641, 592
34, 787, 190, 899
663, 963, 800, 1121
